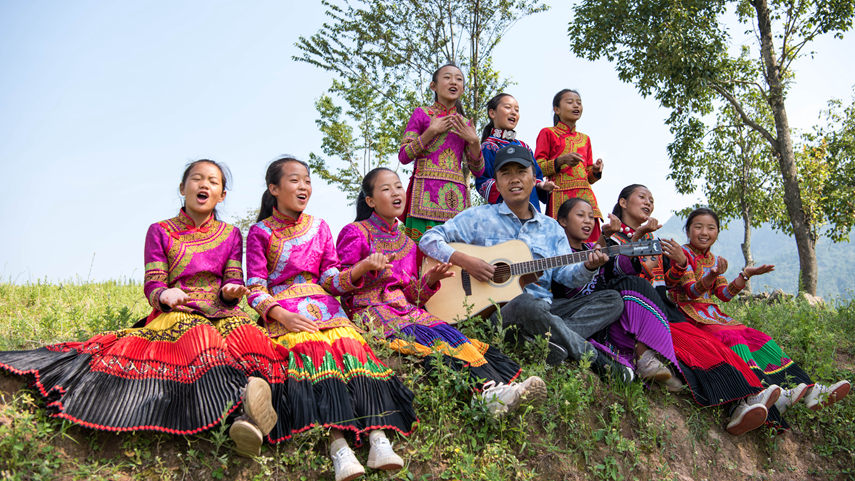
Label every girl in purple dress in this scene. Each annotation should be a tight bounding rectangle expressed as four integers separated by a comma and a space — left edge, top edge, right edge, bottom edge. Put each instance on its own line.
555, 197, 682, 389
245, 157, 416, 481
398, 63, 485, 242
336, 167, 547, 417
0, 160, 282, 456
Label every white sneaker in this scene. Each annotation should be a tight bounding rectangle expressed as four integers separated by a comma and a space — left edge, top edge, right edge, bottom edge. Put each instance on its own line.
636, 350, 672, 382
229, 418, 263, 457
805, 380, 851, 411
366, 436, 404, 470
481, 376, 547, 416
746, 384, 781, 410
244, 376, 277, 435
774, 383, 810, 414
726, 401, 768, 435
331, 446, 365, 481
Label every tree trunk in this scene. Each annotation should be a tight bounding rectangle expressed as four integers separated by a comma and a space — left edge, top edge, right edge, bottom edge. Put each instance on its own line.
752, 0, 818, 294
741, 209, 754, 294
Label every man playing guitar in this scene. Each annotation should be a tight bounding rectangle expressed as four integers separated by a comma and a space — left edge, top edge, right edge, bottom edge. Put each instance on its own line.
419, 145, 632, 382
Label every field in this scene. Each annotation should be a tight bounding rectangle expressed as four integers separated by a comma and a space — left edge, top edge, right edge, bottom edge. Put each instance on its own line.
1, 281, 853, 480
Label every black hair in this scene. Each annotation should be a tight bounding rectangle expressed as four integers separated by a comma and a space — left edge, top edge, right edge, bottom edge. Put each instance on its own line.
611, 184, 648, 221
552, 88, 581, 126
180, 159, 231, 220
684, 207, 720, 233
480, 93, 514, 143
432, 63, 467, 117
556, 197, 592, 222
257, 156, 311, 222
355, 167, 397, 222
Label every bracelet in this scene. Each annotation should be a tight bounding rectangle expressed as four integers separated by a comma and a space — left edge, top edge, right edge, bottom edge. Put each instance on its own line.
738, 271, 750, 282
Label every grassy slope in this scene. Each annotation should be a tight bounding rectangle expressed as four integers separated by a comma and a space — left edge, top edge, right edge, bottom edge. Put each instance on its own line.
0, 282, 853, 481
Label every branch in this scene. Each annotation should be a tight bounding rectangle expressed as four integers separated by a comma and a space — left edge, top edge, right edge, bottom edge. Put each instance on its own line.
710, 83, 778, 148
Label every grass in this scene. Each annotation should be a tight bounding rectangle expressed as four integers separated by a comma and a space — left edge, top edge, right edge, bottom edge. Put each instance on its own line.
0, 281, 854, 480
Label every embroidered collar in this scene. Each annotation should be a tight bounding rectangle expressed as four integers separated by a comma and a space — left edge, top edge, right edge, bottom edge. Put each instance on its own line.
430, 101, 457, 117
490, 128, 516, 140
169, 209, 216, 238
619, 223, 635, 235
553, 121, 577, 135
368, 212, 399, 234
271, 207, 302, 226
686, 243, 713, 259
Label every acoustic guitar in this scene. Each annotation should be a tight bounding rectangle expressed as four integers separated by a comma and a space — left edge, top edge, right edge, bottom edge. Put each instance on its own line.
422, 239, 662, 324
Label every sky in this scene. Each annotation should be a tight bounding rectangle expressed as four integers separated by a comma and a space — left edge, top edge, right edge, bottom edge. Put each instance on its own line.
1, 1, 853, 283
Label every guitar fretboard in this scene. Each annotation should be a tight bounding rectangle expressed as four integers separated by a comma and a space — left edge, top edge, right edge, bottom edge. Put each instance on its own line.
509, 244, 623, 276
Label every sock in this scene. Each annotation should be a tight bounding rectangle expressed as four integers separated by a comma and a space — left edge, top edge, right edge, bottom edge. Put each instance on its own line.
368, 430, 387, 445
330, 436, 348, 456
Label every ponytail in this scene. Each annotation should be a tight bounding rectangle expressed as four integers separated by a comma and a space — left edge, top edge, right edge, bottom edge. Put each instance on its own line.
355, 167, 397, 222
552, 88, 580, 126
256, 156, 310, 222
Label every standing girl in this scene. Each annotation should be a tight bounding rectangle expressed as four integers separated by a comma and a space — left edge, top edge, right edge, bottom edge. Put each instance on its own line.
246, 157, 417, 481
476, 92, 553, 211
669, 208, 850, 414
0, 159, 283, 456
535, 89, 604, 241
398, 63, 484, 242
555, 197, 682, 389
610, 184, 784, 434
336, 167, 547, 416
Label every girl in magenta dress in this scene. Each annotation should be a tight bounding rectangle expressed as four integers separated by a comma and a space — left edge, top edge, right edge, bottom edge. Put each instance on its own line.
245, 157, 416, 481
336, 167, 546, 416
0, 160, 282, 456
535, 89, 604, 241
398, 63, 485, 242
668, 207, 849, 414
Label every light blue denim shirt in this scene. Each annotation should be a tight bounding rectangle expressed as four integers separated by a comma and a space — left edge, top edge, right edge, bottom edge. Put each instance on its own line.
419, 202, 597, 303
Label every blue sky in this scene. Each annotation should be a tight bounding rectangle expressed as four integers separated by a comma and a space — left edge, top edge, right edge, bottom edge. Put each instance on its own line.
1, 1, 852, 282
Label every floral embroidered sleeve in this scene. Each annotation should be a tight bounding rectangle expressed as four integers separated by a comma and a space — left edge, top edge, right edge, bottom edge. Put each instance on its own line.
318, 221, 363, 295
335, 223, 370, 272
398, 108, 429, 164
584, 141, 601, 184
219, 228, 245, 307
666, 249, 708, 299
143, 223, 171, 311
245, 225, 279, 321
464, 118, 485, 176
535, 128, 559, 177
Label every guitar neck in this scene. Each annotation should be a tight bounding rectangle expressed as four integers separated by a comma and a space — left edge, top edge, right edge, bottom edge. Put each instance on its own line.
510, 244, 622, 276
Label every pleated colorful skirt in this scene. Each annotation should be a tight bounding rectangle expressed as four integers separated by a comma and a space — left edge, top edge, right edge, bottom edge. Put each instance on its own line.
690, 322, 813, 389
385, 321, 521, 389
268, 325, 418, 445
0, 311, 286, 435
587, 276, 682, 373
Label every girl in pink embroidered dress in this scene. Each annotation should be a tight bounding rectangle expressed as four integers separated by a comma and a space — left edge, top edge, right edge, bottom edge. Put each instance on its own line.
245, 157, 416, 481
337, 168, 546, 417
0, 160, 282, 457
398, 63, 485, 242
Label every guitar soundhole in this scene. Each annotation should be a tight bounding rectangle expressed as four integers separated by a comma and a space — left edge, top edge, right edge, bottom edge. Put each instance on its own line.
492, 262, 512, 284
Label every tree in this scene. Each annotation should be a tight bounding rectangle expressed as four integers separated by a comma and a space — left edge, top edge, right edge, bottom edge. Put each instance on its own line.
294, 0, 547, 196
569, 0, 855, 295
669, 71, 782, 293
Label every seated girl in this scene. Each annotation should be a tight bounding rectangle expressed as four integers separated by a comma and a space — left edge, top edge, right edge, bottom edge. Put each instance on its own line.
609, 184, 784, 435
555, 197, 682, 389
335, 167, 547, 416
669, 207, 849, 415
0, 159, 282, 456
245, 157, 417, 481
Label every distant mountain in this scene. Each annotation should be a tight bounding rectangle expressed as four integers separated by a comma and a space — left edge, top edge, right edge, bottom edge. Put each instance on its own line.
655, 215, 855, 301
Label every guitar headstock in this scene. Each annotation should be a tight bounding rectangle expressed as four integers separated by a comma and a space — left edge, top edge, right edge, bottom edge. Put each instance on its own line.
616, 239, 662, 257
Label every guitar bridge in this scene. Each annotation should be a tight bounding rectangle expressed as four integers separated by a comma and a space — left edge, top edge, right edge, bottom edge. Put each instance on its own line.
461, 270, 472, 296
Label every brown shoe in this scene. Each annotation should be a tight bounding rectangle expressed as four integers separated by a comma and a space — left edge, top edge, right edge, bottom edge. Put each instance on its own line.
244, 376, 277, 435
229, 418, 263, 457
